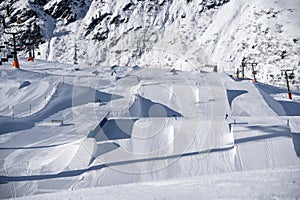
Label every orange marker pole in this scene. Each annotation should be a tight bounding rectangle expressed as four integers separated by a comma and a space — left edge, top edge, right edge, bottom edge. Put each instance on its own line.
12, 33, 20, 68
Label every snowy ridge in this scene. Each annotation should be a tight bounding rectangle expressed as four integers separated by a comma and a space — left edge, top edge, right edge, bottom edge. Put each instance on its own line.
1, 0, 299, 89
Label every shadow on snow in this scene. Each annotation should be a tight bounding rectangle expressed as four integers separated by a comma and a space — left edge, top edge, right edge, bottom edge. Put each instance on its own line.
129, 95, 182, 118
0, 83, 123, 135
0, 146, 233, 184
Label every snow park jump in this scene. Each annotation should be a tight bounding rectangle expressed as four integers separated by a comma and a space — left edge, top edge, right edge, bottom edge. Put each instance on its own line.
1, 0, 300, 199
0, 59, 299, 198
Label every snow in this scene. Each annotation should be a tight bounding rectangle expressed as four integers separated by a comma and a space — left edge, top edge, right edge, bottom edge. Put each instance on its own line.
12, 167, 300, 200
2, 0, 299, 89
199, 0, 300, 90
0, 0, 300, 198
0, 58, 299, 199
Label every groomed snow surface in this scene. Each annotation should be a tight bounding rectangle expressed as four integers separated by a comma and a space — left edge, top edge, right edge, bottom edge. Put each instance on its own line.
13, 167, 300, 200
0, 59, 299, 199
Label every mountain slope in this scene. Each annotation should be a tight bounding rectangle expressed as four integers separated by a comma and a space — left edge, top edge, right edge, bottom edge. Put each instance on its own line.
0, 0, 299, 89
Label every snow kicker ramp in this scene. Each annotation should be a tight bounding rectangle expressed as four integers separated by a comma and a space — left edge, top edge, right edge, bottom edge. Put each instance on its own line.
224, 74, 282, 117
71, 73, 233, 172
83, 72, 233, 173
129, 95, 182, 118
223, 74, 300, 169
134, 82, 199, 118
0, 82, 122, 135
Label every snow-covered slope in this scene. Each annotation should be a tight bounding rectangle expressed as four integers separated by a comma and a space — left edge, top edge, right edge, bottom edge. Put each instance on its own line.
12, 167, 300, 200
200, 0, 300, 90
0, 59, 299, 198
0, 0, 299, 89
0, 0, 300, 198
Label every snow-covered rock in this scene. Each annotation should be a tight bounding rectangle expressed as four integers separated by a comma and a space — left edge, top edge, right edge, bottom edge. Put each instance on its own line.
0, 0, 299, 89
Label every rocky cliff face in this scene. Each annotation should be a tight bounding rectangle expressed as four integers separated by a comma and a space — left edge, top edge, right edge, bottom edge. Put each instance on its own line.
0, 0, 230, 67
0, 0, 299, 89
